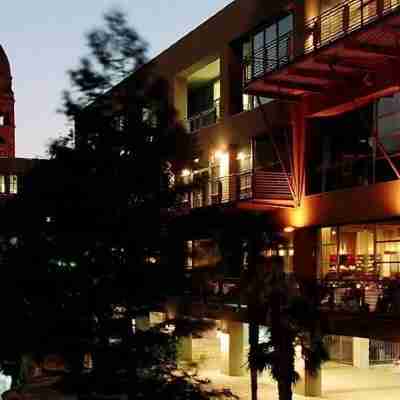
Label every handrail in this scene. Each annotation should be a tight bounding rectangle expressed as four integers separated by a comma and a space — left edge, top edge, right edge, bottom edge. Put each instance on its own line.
176, 169, 293, 210
185, 98, 221, 133
243, 0, 400, 85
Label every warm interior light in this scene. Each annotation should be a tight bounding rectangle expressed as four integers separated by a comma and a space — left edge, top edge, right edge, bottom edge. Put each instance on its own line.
181, 169, 192, 178
194, 158, 200, 163
284, 226, 295, 233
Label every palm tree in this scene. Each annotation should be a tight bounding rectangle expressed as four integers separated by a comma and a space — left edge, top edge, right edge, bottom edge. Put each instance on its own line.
216, 216, 328, 400
248, 255, 329, 400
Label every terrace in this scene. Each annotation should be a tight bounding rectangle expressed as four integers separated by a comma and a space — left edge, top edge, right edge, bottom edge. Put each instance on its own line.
243, 0, 400, 116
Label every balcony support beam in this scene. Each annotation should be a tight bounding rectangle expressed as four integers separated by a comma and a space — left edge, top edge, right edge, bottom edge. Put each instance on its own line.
263, 78, 327, 94
344, 41, 400, 59
306, 57, 400, 117
245, 88, 300, 102
313, 54, 381, 72
286, 67, 356, 83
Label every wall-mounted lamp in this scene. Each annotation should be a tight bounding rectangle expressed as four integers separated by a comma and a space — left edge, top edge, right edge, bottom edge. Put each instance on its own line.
284, 226, 295, 233
181, 169, 192, 178
237, 152, 246, 161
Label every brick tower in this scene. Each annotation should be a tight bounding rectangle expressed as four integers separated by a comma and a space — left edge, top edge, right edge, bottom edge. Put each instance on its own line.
0, 45, 15, 158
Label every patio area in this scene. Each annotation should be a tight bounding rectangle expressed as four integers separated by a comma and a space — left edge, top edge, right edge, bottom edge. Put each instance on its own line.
199, 362, 400, 400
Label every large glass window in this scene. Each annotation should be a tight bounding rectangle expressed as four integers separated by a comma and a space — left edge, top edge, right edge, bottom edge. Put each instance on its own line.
378, 94, 400, 154
185, 239, 221, 269
320, 222, 400, 280
0, 175, 5, 193
9, 175, 18, 194
319, 222, 400, 312
242, 13, 294, 81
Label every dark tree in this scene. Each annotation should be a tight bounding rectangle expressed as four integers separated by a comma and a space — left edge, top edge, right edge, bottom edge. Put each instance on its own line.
0, 9, 232, 400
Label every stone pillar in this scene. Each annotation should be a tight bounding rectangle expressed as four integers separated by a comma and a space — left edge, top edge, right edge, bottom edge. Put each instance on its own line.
353, 337, 370, 369
135, 315, 150, 332
228, 321, 246, 376
294, 347, 322, 397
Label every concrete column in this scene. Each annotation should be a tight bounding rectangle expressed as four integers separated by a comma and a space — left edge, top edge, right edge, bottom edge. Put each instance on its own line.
135, 315, 150, 332
173, 76, 188, 122
180, 335, 193, 363
293, 227, 318, 281
228, 321, 246, 376
294, 347, 322, 397
149, 312, 166, 327
353, 337, 370, 369
220, 45, 243, 118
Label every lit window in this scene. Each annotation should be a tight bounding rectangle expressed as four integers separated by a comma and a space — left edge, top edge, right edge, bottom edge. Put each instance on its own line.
9, 175, 17, 194
115, 115, 126, 132
142, 107, 157, 128
0, 113, 9, 127
0, 175, 5, 193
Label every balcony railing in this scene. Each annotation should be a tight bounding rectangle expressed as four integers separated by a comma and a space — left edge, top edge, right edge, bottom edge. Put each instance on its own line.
244, 0, 400, 85
175, 169, 294, 210
183, 269, 400, 318
320, 278, 400, 314
185, 99, 221, 133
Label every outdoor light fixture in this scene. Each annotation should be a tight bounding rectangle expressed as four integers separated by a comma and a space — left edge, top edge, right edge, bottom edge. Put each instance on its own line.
236, 152, 246, 161
284, 226, 295, 233
194, 158, 200, 163
214, 150, 225, 160
181, 169, 192, 178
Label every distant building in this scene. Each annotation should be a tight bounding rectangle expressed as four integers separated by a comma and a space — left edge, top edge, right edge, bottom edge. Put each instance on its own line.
0, 45, 15, 158
0, 44, 39, 197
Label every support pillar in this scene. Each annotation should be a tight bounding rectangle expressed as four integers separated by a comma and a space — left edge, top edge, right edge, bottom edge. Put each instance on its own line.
135, 315, 150, 332
179, 335, 193, 363
353, 337, 370, 369
172, 76, 188, 122
221, 45, 243, 118
293, 227, 318, 281
294, 347, 322, 397
228, 321, 246, 376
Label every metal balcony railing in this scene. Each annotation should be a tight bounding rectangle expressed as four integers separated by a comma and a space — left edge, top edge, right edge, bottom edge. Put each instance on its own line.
183, 269, 400, 317
185, 99, 221, 133
243, 0, 400, 85
175, 169, 294, 210
320, 277, 400, 314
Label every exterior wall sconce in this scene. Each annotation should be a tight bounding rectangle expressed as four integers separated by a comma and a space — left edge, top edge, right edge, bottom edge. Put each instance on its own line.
181, 169, 192, 178
236, 152, 246, 161
284, 226, 295, 233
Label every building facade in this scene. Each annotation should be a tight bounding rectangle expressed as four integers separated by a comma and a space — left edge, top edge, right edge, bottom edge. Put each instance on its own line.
87, 0, 400, 396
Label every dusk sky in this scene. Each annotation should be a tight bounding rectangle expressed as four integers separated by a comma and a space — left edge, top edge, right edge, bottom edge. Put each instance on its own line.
3, 0, 233, 158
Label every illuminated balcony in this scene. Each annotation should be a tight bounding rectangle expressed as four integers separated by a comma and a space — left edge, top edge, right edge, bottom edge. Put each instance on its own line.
184, 98, 221, 133
243, 0, 400, 111
175, 169, 295, 212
